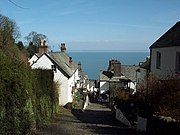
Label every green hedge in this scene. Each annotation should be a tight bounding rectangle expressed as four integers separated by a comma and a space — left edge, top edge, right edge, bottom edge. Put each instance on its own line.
32, 69, 58, 128
0, 50, 58, 134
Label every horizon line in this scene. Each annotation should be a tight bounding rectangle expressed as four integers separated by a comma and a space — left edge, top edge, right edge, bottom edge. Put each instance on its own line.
66, 49, 149, 53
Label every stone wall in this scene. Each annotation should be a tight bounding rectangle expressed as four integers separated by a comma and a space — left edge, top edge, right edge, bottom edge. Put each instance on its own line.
115, 106, 131, 126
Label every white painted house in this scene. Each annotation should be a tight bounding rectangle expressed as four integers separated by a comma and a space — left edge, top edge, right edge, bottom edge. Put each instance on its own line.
149, 21, 180, 79
99, 60, 137, 102
30, 42, 79, 106
136, 57, 150, 90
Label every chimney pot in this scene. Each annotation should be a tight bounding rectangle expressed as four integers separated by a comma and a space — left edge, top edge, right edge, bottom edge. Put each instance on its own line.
61, 43, 66, 52
38, 39, 48, 56
69, 57, 73, 68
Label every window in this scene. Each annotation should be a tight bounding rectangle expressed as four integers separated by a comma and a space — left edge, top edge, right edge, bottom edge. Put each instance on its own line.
176, 52, 180, 72
51, 65, 57, 72
156, 51, 161, 69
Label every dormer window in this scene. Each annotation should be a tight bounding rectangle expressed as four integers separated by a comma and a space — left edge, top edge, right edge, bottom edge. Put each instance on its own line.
51, 65, 57, 72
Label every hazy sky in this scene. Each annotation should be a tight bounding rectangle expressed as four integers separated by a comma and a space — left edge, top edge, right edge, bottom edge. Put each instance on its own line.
0, 0, 180, 51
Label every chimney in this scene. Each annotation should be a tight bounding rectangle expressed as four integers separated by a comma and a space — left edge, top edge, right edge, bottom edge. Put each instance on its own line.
61, 43, 66, 52
69, 57, 73, 67
78, 62, 82, 71
38, 39, 48, 56
113, 60, 121, 76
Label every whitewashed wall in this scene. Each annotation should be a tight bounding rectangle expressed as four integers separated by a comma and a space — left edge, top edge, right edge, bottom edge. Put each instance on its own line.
29, 54, 38, 65
136, 67, 148, 90
31, 54, 70, 106
151, 46, 180, 79
128, 82, 136, 94
100, 81, 109, 94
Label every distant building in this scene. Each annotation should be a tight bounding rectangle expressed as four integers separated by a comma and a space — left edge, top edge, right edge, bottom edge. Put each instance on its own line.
149, 21, 180, 79
136, 57, 150, 90
99, 60, 138, 102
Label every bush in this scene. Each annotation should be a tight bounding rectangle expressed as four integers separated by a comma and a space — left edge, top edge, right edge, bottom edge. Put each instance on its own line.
32, 69, 58, 128
0, 13, 59, 134
137, 75, 180, 120
0, 51, 59, 134
0, 50, 34, 134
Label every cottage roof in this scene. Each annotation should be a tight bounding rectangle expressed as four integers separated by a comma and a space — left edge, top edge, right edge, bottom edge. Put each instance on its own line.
121, 65, 139, 82
150, 21, 180, 49
110, 76, 131, 82
99, 71, 113, 81
48, 52, 78, 78
99, 70, 131, 82
139, 61, 150, 70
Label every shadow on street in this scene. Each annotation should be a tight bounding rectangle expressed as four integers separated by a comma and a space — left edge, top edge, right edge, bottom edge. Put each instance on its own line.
72, 103, 138, 135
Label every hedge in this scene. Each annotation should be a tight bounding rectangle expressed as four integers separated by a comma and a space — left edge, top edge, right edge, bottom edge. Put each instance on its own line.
0, 50, 58, 134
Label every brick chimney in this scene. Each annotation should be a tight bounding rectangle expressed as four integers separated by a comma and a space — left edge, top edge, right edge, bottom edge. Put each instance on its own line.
61, 43, 66, 52
69, 57, 73, 67
108, 60, 121, 76
38, 39, 48, 56
113, 61, 121, 76
78, 62, 82, 71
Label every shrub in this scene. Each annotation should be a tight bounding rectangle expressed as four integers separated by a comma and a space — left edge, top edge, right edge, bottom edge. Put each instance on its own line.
137, 75, 180, 120
0, 50, 34, 134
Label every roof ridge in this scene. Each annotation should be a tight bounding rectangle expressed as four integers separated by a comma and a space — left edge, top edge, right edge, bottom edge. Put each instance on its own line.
150, 21, 180, 49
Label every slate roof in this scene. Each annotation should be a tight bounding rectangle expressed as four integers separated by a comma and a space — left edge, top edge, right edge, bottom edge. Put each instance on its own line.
139, 61, 150, 70
110, 76, 131, 82
99, 70, 131, 82
121, 65, 139, 82
150, 21, 180, 49
99, 71, 112, 81
34, 52, 78, 78
49, 52, 78, 77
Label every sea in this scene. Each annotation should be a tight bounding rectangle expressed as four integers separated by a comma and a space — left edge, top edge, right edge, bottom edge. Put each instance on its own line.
68, 51, 149, 80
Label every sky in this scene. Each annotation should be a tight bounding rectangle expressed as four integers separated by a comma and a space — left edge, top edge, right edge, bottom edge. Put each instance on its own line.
0, 0, 180, 52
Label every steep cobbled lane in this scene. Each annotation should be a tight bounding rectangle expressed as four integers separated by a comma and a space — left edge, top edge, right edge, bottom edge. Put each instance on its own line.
35, 103, 138, 135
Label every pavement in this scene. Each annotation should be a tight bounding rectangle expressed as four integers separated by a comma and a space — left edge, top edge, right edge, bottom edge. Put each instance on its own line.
34, 103, 138, 135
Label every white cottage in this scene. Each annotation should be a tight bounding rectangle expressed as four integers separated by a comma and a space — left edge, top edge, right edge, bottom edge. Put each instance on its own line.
149, 21, 180, 79
136, 57, 150, 90
99, 60, 136, 102
30, 42, 79, 106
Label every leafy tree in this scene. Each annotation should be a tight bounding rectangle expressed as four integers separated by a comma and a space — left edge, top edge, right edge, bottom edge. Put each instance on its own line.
26, 41, 38, 58
16, 41, 24, 50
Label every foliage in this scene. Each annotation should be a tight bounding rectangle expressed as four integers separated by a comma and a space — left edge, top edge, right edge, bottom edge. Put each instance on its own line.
136, 75, 180, 120
24, 31, 47, 46
24, 31, 48, 58
32, 69, 58, 128
0, 14, 20, 48
72, 88, 85, 109
26, 41, 38, 58
0, 13, 58, 134
0, 55, 59, 134
16, 41, 24, 51
0, 50, 34, 134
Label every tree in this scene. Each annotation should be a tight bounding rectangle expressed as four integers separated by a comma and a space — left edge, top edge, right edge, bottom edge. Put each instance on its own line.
0, 14, 20, 49
16, 41, 24, 50
25, 31, 48, 57
26, 41, 38, 58
25, 31, 47, 46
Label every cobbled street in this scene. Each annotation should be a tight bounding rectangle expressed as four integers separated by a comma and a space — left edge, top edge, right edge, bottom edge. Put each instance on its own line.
35, 103, 138, 135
